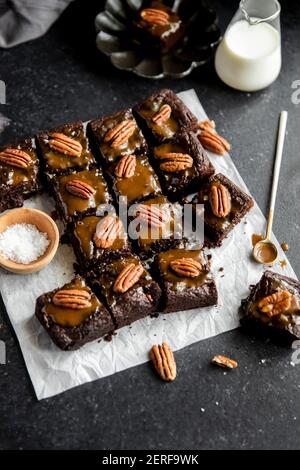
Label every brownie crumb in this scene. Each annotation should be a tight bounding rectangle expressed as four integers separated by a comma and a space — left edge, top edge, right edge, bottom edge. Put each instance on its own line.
219, 267, 224, 272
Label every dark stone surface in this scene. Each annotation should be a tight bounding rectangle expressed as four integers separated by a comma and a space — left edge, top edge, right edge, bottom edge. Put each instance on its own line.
0, 0, 299, 450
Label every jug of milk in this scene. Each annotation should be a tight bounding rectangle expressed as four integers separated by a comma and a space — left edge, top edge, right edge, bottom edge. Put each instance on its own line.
215, 0, 281, 92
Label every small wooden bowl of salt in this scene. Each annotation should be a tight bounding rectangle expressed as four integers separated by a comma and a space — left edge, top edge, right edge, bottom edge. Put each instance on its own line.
0, 208, 59, 274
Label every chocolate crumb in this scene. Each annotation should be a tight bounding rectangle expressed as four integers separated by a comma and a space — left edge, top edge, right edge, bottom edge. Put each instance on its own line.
219, 267, 224, 272
207, 254, 212, 260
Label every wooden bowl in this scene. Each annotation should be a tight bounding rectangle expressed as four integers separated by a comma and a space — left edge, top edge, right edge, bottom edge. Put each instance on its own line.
0, 208, 59, 274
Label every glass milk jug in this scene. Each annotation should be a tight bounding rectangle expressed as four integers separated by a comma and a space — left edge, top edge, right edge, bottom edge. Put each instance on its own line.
215, 0, 281, 92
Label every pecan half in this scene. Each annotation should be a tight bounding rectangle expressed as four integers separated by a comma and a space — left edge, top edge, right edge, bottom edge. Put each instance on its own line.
150, 342, 176, 382
115, 154, 136, 178
94, 215, 122, 249
199, 129, 231, 156
209, 183, 231, 218
198, 119, 216, 131
135, 203, 168, 228
140, 8, 170, 26
152, 104, 172, 125
212, 355, 238, 369
258, 290, 292, 317
0, 148, 32, 169
52, 289, 92, 309
65, 179, 95, 199
158, 152, 193, 172
113, 263, 144, 293
104, 120, 136, 148
170, 258, 202, 278
48, 133, 82, 157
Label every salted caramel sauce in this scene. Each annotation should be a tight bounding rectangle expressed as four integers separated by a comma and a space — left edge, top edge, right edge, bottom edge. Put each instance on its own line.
252, 233, 264, 247
45, 278, 101, 327
254, 242, 277, 264
139, 99, 178, 139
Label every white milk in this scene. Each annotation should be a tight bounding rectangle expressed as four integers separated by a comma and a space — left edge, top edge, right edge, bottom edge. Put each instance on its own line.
215, 19, 281, 92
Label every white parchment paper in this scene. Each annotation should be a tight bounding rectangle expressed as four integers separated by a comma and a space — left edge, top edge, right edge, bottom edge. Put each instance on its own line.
0, 90, 297, 399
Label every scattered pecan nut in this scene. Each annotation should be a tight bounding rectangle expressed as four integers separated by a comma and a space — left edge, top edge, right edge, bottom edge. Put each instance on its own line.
65, 179, 95, 199
209, 183, 231, 218
52, 289, 92, 309
150, 342, 176, 382
158, 152, 193, 172
152, 104, 172, 125
170, 258, 202, 278
113, 263, 144, 293
199, 130, 231, 156
258, 290, 292, 317
104, 120, 136, 148
140, 8, 170, 26
0, 148, 32, 169
212, 355, 238, 369
48, 132, 83, 157
198, 119, 216, 131
135, 203, 168, 228
115, 154, 136, 178
94, 215, 122, 249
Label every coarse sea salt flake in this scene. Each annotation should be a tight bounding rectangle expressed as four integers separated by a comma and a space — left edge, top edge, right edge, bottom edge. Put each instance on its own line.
0, 223, 50, 264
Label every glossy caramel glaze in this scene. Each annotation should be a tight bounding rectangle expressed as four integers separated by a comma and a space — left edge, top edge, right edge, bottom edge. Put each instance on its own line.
138, 97, 179, 139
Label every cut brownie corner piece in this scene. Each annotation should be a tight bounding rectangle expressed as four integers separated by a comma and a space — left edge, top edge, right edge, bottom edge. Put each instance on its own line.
0, 137, 41, 213
91, 255, 161, 329
192, 173, 254, 247
153, 247, 217, 313
35, 275, 114, 351
240, 270, 300, 344
36, 120, 96, 176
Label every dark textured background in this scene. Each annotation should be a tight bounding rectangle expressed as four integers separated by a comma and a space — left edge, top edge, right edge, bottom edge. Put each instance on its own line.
0, 0, 299, 450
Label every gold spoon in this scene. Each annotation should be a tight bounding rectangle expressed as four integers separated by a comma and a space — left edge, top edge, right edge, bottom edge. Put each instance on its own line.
253, 111, 288, 265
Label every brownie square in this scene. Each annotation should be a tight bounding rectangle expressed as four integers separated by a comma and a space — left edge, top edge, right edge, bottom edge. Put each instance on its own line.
70, 214, 131, 275
47, 168, 111, 223
0, 138, 40, 213
241, 270, 300, 343
92, 255, 161, 329
154, 247, 218, 313
152, 130, 214, 200
128, 195, 182, 258
88, 109, 147, 166
134, 89, 198, 143
192, 173, 254, 247
35, 276, 114, 351
36, 121, 96, 175
133, 1, 184, 54
106, 152, 161, 205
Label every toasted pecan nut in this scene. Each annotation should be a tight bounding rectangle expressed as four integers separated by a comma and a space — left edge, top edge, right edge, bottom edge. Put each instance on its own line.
115, 155, 136, 178
113, 263, 144, 293
140, 8, 170, 26
135, 203, 168, 228
152, 104, 172, 125
158, 152, 193, 172
0, 148, 32, 169
52, 289, 92, 309
65, 179, 95, 199
150, 342, 176, 381
199, 130, 231, 156
258, 290, 292, 317
94, 215, 122, 249
170, 258, 202, 278
104, 120, 136, 148
209, 183, 231, 218
198, 119, 216, 131
212, 355, 238, 369
48, 133, 83, 157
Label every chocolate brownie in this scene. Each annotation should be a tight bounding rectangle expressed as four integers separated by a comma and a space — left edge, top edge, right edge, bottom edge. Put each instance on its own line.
241, 270, 300, 343
154, 247, 218, 313
0, 138, 40, 213
35, 276, 114, 351
47, 168, 111, 223
134, 89, 198, 143
91, 255, 161, 329
192, 173, 254, 247
152, 130, 214, 200
133, 1, 184, 54
88, 109, 147, 166
128, 195, 182, 258
36, 121, 96, 175
70, 213, 131, 275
